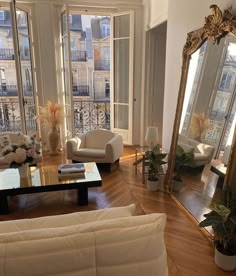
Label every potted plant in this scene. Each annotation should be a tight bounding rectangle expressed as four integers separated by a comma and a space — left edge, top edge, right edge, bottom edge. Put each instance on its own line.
172, 144, 194, 192
133, 144, 167, 191
199, 187, 236, 271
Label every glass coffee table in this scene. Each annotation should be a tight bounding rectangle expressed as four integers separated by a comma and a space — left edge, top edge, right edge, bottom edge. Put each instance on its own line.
0, 162, 102, 214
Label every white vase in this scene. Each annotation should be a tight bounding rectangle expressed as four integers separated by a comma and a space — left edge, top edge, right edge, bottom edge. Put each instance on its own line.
18, 163, 29, 178
215, 246, 236, 271
48, 127, 60, 155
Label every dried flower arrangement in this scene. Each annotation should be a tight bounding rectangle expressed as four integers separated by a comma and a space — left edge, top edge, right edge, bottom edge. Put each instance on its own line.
37, 101, 65, 130
189, 112, 211, 142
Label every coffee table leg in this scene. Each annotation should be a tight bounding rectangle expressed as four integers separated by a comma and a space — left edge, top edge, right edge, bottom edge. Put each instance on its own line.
78, 186, 88, 205
0, 193, 9, 214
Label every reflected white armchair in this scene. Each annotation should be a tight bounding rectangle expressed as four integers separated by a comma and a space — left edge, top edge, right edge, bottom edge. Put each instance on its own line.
66, 129, 123, 169
178, 134, 215, 167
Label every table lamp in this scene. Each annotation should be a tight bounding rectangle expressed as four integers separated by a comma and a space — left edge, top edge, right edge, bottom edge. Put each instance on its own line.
145, 127, 159, 148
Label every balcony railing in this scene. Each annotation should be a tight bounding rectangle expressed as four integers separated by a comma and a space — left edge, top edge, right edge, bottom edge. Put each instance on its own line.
94, 59, 110, 71
0, 98, 110, 135
72, 85, 89, 96
0, 99, 36, 132
0, 48, 15, 60
0, 85, 33, 96
71, 50, 87, 62
73, 100, 110, 135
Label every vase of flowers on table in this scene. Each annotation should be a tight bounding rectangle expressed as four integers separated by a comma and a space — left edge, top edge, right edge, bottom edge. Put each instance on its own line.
37, 101, 65, 155
1, 134, 40, 178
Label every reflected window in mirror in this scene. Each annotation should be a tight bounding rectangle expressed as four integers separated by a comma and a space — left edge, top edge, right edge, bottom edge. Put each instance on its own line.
180, 41, 208, 136
178, 36, 236, 163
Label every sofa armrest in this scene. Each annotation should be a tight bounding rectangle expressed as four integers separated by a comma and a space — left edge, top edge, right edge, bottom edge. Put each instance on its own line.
66, 134, 86, 159
195, 143, 215, 161
178, 142, 194, 153
105, 134, 123, 163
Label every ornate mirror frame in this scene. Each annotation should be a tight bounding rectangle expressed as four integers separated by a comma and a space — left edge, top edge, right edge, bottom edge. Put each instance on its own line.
165, 5, 236, 190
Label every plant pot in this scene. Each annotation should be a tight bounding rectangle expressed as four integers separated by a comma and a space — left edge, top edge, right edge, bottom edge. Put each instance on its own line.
214, 246, 236, 271
172, 179, 183, 192
18, 163, 29, 179
147, 179, 159, 191
48, 127, 60, 155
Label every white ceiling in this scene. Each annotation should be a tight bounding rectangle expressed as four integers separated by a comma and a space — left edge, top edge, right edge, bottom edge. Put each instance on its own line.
26, 0, 143, 8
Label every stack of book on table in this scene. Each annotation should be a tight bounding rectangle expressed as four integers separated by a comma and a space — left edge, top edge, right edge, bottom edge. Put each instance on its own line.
58, 163, 85, 179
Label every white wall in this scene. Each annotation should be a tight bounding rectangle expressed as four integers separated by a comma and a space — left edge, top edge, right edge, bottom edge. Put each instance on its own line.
163, 0, 235, 150
143, 0, 168, 30
143, 23, 167, 145
32, 2, 58, 106
132, 7, 144, 145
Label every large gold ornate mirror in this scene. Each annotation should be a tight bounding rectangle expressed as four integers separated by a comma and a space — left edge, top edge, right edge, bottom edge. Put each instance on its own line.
165, 5, 236, 227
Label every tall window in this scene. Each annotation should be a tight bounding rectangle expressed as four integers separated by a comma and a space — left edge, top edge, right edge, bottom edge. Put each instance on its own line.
61, 9, 134, 144
0, 2, 36, 134
61, 13, 111, 135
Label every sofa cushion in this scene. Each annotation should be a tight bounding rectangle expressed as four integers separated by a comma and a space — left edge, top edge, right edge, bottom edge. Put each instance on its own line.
74, 148, 106, 158
0, 204, 135, 234
0, 214, 167, 276
0, 213, 164, 243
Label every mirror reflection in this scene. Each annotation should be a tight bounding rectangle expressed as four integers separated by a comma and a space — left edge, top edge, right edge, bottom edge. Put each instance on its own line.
173, 35, 236, 223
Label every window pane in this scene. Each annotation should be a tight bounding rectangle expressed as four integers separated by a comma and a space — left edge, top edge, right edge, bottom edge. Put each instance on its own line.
16, 10, 28, 35
206, 42, 236, 147
114, 104, 128, 129
0, 8, 22, 132
114, 15, 130, 38
61, 13, 67, 36
114, 39, 129, 103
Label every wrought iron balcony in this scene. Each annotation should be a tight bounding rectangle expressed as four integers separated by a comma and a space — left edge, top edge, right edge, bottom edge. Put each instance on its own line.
0, 85, 33, 96
0, 48, 15, 60
0, 98, 110, 135
73, 99, 110, 135
0, 98, 36, 132
72, 85, 89, 96
71, 50, 87, 62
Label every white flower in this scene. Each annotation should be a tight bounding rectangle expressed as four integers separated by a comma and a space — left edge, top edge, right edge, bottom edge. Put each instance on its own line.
18, 135, 31, 147
1, 145, 14, 156
4, 152, 16, 164
14, 148, 27, 163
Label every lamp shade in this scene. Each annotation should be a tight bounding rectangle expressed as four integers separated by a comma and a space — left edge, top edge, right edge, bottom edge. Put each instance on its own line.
145, 127, 159, 146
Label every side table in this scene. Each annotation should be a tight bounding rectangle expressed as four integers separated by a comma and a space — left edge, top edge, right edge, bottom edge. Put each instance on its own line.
135, 146, 149, 184
134, 146, 168, 184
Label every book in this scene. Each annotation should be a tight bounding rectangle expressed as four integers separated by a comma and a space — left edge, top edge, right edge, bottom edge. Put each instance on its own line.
58, 171, 85, 179
58, 163, 85, 174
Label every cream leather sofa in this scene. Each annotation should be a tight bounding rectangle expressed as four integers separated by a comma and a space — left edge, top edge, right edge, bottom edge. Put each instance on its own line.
0, 132, 42, 169
178, 134, 215, 167
66, 129, 123, 165
0, 205, 168, 276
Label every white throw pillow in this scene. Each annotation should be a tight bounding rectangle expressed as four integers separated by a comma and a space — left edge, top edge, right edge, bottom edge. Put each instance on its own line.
0, 213, 164, 243
0, 214, 168, 276
0, 204, 136, 234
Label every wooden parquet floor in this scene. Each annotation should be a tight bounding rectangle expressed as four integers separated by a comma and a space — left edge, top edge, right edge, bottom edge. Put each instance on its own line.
0, 147, 234, 276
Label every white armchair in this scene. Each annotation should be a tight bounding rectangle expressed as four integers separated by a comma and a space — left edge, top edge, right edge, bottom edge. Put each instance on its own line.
178, 134, 215, 167
66, 129, 123, 167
